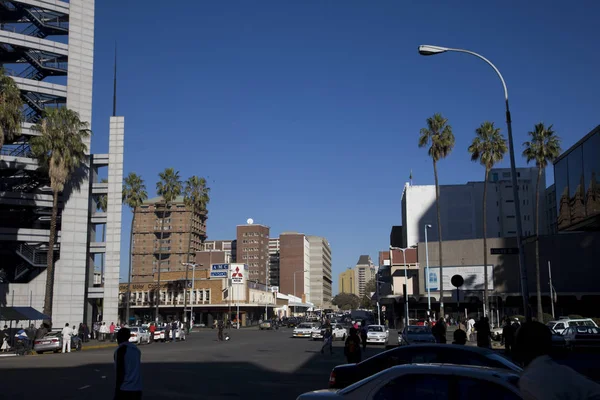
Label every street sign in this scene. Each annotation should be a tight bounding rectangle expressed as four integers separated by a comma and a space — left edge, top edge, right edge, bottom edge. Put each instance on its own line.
230, 264, 245, 284
451, 274, 464, 288
210, 264, 229, 278
491, 248, 519, 255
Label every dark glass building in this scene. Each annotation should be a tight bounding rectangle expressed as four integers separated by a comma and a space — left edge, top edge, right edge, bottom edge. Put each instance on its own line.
554, 125, 600, 231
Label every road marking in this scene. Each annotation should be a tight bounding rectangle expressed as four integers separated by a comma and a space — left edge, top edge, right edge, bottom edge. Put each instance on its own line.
78, 385, 90, 390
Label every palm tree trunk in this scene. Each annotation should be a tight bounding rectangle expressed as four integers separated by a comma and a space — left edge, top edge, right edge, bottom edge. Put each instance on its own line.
433, 160, 444, 318
43, 190, 59, 323
125, 210, 135, 325
182, 208, 194, 322
535, 168, 543, 320
483, 169, 489, 317
155, 204, 167, 322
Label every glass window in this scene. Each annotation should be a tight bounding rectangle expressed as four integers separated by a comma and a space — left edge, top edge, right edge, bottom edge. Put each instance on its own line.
567, 146, 585, 224
583, 131, 600, 218
373, 374, 451, 400
458, 377, 520, 400
555, 157, 570, 230
555, 323, 565, 330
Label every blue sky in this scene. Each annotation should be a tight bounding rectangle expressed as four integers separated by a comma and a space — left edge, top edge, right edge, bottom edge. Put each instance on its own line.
89, 1, 600, 290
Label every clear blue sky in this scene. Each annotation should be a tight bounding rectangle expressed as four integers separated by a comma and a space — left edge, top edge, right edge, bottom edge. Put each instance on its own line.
89, 1, 600, 291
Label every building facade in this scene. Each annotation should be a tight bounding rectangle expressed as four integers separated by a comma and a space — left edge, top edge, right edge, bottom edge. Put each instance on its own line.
0, 0, 124, 328
554, 124, 600, 232
307, 236, 332, 309
236, 223, 270, 284
545, 184, 558, 234
268, 237, 280, 287
355, 255, 376, 297
338, 269, 356, 295
401, 167, 546, 247
279, 232, 310, 302
131, 196, 207, 282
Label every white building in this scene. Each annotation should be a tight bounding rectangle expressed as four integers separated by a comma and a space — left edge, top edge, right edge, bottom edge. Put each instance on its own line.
355, 255, 376, 297
0, 1, 124, 328
307, 236, 332, 309
401, 167, 546, 247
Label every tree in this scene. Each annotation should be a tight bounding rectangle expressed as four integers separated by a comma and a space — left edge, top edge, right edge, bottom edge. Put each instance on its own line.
364, 278, 376, 296
0, 67, 23, 151
523, 123, 561, 320
182, 175, 210, 320
359, 295, 373, 310
155, 168, 182, 321
332, 293, 360, 310
31, 108, 90, 321
122, 172, 148, 324
419, 113, 455, 317
468, 121, 507, 316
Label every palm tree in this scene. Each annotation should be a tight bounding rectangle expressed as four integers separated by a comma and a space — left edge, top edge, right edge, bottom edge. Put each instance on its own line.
523, 123, 561, 321
122, 172, 148, 324
155, 168, 182, 321
0, 68, 23, 151
418, 113, 455, 318
182, 176, 210, 321
30, 108, 90, 320
468, 122, 507, 316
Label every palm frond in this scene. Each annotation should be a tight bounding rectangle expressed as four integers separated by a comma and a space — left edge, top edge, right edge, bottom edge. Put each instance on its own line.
522, 123, 562, 169
468, 121, 507, 170
418, 113, 455, 162
122, 172, 148, 211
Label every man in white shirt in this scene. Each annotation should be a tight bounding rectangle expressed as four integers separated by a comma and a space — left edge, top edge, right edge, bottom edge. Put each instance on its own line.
515, 321, 600, 400
61, 323, 73, 353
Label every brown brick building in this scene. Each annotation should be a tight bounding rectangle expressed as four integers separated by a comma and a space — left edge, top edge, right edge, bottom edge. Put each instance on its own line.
131, 196, 207, 282
279, 232, 311, 302
236, 224, 270, 284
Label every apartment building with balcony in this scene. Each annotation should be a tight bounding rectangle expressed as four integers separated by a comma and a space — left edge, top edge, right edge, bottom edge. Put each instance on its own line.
131, 196, 207, 282
0, 1, 124, 328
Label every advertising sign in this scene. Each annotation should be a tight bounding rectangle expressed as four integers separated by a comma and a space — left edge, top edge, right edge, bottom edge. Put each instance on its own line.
230, 263, 246, 285
425, 266, 493, 291
210, 264, 229, 279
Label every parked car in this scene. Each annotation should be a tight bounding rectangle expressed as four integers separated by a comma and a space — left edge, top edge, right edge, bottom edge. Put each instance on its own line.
302, 364, 522, 399
129, 327, 151, 345
312, 324, 347, 341
365, 325, 389, 345
547, 318, 598, 335
293, 323, 317, 338
562, 326, 600, 350
260, 321, 273, 330
33, 332, 82, 354
286, 318, 301, 328
399, 325, 436, 345
153, 327, 186, 342
328, 343, 522, 389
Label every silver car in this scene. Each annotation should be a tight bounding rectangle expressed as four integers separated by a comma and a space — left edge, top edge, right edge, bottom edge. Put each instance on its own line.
33, 332, 82, 354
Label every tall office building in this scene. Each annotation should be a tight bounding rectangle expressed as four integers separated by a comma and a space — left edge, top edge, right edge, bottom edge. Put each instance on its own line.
131, 196, 207, 282
268, 237, 280, 287
401, 167, 546, 247
279, 232, 310, 301
307, 236, 332, 309
0, 1, 124, 327
236, 223, 270, 284
355, 255, 376, 297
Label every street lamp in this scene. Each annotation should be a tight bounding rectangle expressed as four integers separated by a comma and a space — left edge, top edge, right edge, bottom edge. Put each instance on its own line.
182, 262, 201, 326
390, 246, 410, 330
418, 44, 530, 321
424, 224, 432, 313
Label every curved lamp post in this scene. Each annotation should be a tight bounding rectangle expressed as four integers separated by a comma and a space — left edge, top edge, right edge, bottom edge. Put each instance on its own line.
418, 44, 530, 321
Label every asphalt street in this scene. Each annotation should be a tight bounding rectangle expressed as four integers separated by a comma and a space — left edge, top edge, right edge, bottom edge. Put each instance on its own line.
0, 327, 386, 400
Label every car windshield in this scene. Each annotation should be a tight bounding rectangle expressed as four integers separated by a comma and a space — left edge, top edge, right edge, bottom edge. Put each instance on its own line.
297, 324, 312, 329
406, 326, 432, 334
368, 326, 384, 332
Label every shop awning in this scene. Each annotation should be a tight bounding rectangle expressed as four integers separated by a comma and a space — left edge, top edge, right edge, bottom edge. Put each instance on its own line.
0, 306, 49, 321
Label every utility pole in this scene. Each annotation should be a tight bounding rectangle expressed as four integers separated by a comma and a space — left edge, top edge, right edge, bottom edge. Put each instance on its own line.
548, 261, 555, 319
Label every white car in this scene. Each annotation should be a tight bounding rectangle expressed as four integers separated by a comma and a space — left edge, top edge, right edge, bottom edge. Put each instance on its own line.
154, 327, 186, 342
298, 364, 522, 400
312, 324, 347, 341
365, 325, 389, 345
547, 318, 597, 335
293, 323, 317, 338
129, 327, 151, 345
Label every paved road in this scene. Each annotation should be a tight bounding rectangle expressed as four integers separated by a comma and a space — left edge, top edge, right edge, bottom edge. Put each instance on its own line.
0, 328, 387, 400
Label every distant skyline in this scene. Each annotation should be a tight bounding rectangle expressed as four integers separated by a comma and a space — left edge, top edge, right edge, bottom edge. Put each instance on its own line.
88, 1, 600, 293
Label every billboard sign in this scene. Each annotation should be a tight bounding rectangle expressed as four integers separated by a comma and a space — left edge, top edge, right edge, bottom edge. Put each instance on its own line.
230, 263, 246, 285
210, 264, 229, 279
425, 266, 493, 291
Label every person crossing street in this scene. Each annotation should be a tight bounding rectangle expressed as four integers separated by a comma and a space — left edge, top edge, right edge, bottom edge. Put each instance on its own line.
321, 322, 333, 355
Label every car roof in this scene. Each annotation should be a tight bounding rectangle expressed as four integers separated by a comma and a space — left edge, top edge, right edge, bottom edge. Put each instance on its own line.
358, 343, 495, 363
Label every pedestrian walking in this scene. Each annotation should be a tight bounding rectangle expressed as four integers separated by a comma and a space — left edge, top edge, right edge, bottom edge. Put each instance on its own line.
171, 321, 178, 342
93, 322, 99, 340
78, 323, 85, 342
432, 318, 447, 344
149, 323, 155, 343
83, 323, 90, 342
466, 317, 475, 342
344, 328, 362, 364
61, 323, 73, 353
514, 321, 600, 399
164, 323, 171, 343
321, 323, 333, 355
360, 325, 368, 351
217, 320, 224, 341
475, 317, 492, 349
110, 322, 116, 342
1, 325, 10, 352
502, 317, 515, 356
114, 328, 142, 400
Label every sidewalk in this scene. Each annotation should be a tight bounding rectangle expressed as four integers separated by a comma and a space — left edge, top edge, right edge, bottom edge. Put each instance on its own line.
81, 340, 117, 351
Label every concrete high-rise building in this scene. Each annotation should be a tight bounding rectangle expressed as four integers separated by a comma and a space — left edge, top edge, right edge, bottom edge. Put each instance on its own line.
268, 237, 280, 287
131, 196, 207, 282
307, 236, 332, 309
0, 1, 124, 327
401, 167, 546, 247
279, 232, 310, 302
338, 269, 356, 295
236, 223, 270, 284
355, 255, 376, 297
